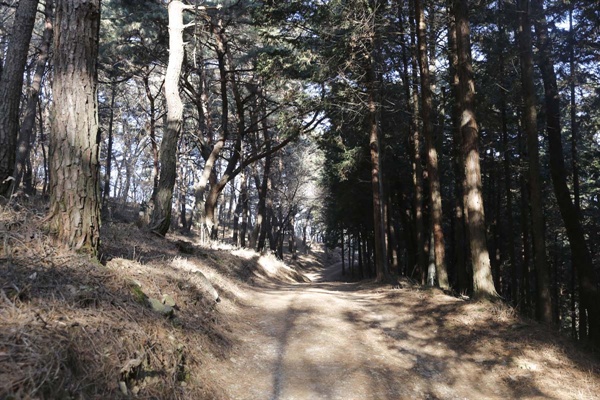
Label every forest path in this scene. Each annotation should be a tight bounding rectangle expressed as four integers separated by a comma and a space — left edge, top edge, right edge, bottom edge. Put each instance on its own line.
210, 260, 599, 400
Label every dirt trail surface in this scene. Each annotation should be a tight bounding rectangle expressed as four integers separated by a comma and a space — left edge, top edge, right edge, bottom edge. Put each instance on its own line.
1, 203, 599, 400
213, 258, 600, 400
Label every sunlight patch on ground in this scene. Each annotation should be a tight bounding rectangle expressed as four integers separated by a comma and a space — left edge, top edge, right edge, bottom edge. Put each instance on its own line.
230, 248, 256, 260
257, 253, 283, 276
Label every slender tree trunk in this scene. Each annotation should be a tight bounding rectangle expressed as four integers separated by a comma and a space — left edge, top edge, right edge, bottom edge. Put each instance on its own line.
256, 91, 272, 251
102, 81, 116, 207
150, 1, 191, 235
10, 0, 53, 195
0, 0, 39, 196
202, 28, 248, 238
142, 70, 161, 199
501, 106, 518, 299
518, 126, 531, 312
404, 0, 426, 282
568, 5, 580, 340
193, 30, 228, 236
454, 0, 498, 299
366, 41, 388, 281
447, 9, 469, 293
341, 229, 346, 275
240, 168, 249, 247
39, 102, 48, 196
517, 0, 553, 323
358, 231, 364, 279
531, 0, 600, 344
414, 0, 449, 289
48, 0, 101, 255
232, 180, 242, 245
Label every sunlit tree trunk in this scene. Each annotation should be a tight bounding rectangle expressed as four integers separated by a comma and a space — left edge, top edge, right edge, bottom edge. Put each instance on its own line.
531, 0, 600, 344
0, 0, 39, 196
454, 0, 498, 299
102, 81, 116, 207
517, 0, 553, 323
414, 0, 449, 289
48, 0, 101, 255
193, 27, 228, 238
150, 1, 191, 235
256, 88, 272, 252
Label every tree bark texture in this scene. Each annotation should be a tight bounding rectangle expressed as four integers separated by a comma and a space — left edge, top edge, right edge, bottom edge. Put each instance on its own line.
531, 0, 600, 344
193, 31, 228, 236
446, 7, 469, 293
406, 0, 426, 282
414, 0, 449, 289
454, 0, 498, 299
517, 0, 553, 324
0, 0, 39, 196
48, 0, 101, 255
367, 65, 388, 282
11, 0, 53, 194
150, 1, 190, 235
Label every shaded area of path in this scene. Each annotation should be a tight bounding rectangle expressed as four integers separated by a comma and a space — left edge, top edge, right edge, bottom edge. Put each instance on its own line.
212, 259, 600, 400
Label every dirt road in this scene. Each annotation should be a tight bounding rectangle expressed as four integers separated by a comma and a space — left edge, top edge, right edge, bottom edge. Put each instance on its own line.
212, 261, 599, 400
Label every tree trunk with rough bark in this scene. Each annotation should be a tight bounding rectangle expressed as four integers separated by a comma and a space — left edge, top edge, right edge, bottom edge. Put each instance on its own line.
150, 1, 191, 235
10, 0, 53, 195
414, 0, 449, 289
517, 0, 553, 324
447, 7, 469, 293
192, 28, 228, 237
405, 0, 426, 282
48, 0, 101, 256
454, 0, 498, 299
0, 0, 39, 196
531, 0, 600, 344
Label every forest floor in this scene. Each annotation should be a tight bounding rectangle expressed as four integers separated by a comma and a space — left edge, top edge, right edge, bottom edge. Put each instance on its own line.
1, 200, 600, 399
211, 253, 600, 400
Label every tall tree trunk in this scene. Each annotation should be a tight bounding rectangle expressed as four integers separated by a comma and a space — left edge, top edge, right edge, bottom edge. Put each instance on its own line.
193, 29, 227, 237
454, 0, 498, 299
48, 0, 101, 255
447, 9, 469, 293
414, 0, 449, 289
341, 229, 346, 275
202, 27, 249, 238
517, 0, 553, 323
0, 0, 39, 196
405, 0, 426, 282
531, 0, 600, 344
240, 168, 249, 247
256, 88, 272, 252
518, 127, 531, 312
10, 0, 53, 195
39, 102, 49, 196
568, 4, 580, 340
366, 26, 388, 282
102, 81, 116, 207
142, 70, 161, 200
501, 97, 517, 303
150, 1, 190, 235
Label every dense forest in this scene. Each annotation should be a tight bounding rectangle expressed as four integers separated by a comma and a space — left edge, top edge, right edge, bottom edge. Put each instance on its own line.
1, 0, 600, 349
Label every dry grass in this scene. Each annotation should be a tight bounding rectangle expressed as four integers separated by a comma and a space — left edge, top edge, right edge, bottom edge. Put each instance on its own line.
0, 199, 305, 399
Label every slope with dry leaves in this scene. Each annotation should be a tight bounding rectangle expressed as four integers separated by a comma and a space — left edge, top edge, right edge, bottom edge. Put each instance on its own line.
1, 201, 600, 399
